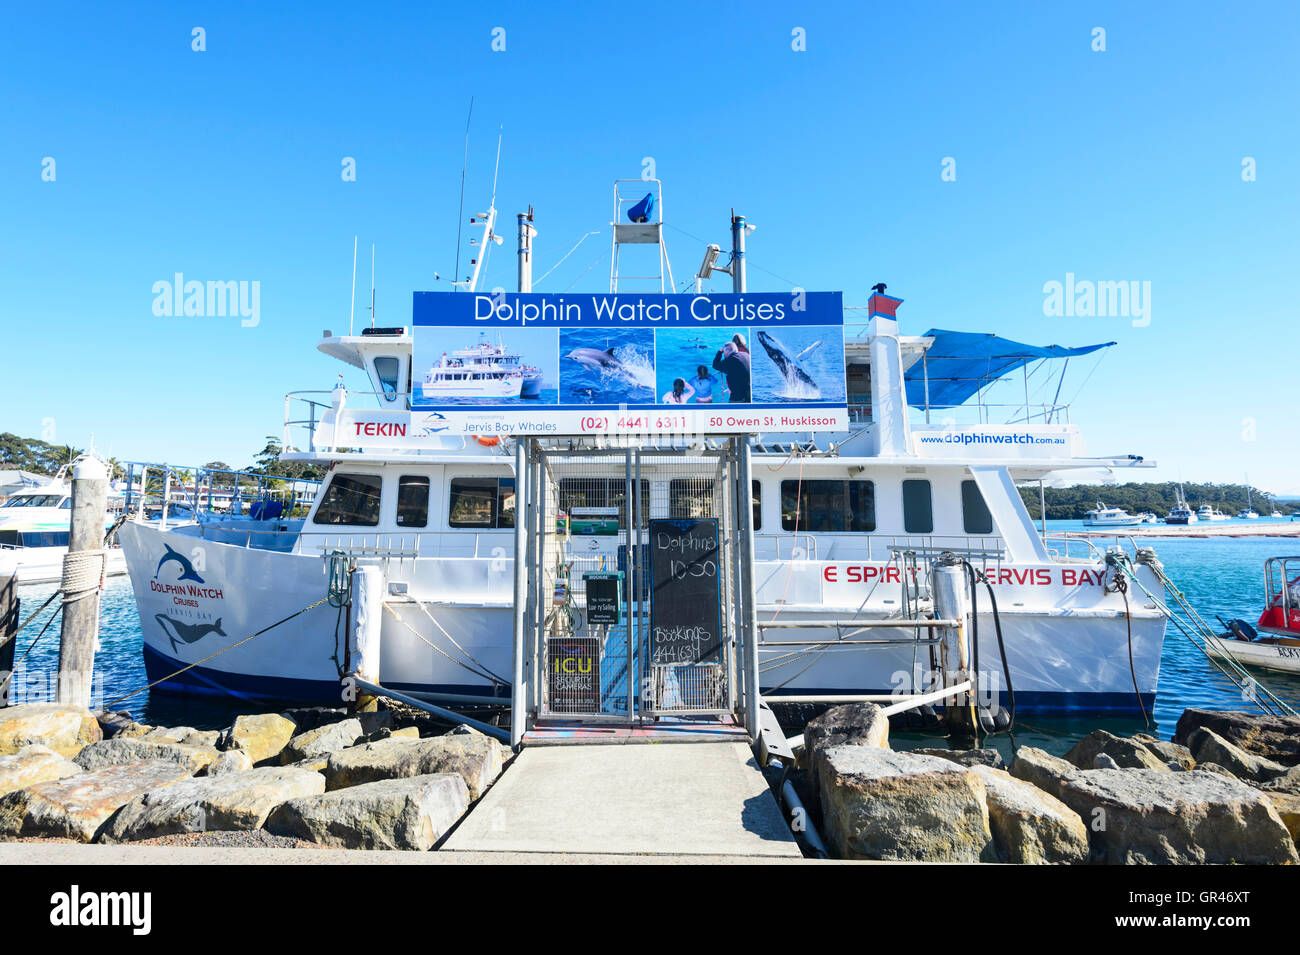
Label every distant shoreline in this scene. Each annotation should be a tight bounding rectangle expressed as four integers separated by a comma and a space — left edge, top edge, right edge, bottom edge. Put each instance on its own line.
1061, 521, 1300, 539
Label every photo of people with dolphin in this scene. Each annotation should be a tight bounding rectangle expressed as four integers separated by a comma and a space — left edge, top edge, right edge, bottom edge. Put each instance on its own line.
750, 325, 846, 403
559, 327, 656, 404
654, 327, 737, 404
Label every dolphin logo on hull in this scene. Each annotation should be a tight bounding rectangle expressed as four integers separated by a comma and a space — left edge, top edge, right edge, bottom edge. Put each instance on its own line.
756, 330, 821, 398
153, 613, 226, 654
154, 543, 205, 584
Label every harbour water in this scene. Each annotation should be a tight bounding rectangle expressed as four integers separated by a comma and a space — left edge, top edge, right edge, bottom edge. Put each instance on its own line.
9, 527, 1299, 751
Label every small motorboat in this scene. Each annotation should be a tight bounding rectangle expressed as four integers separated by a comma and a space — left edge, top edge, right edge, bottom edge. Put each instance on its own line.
1083, 501, 1142, 527
1207, 556, 1300, 675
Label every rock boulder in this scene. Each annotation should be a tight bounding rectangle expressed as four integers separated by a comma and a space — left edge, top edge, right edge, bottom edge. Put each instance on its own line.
280, 718, 365, 765
0, 703, 102, 758
0, 759, 190, 842
1185, 727, 1288, 783
324, 732, 503, 799
0, 744, 83, 797
225, 713, 298, 764
101, 766, 325, 842
1053, 769, 1298, 864
1064, 730, 1169, 772
914, 748, 1006, 770
267, 773, 470, 850
815, 746, 994, 862
1174, 709, 1300, 766
968, 764, 1088, 864
74, 738, 220, 776
1009, 746, 1077, 798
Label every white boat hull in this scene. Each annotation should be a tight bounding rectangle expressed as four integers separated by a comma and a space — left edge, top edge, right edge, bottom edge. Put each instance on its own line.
1207, 636, 1300, 675
118, 521, 1164, 715
2, 546, 127, 586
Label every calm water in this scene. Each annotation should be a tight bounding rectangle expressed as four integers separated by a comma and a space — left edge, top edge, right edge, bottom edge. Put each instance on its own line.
10, 527, 1299, 746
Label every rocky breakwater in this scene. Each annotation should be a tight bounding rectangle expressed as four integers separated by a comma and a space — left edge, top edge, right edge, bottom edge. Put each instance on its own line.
0, 702, 507, 850
802, 703, 1299, 864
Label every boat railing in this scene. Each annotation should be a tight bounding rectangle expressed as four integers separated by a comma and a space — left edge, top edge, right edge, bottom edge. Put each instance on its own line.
120, 460, 320, 530
194, 522, 509, 562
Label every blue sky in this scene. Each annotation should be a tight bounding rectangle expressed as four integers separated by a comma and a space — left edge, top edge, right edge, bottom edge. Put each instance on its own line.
2, 2, 1297, 492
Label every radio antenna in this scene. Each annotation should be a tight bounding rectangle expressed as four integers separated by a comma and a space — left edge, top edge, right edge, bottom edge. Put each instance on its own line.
348, 235, 358, 335
368, 243, 376, 328
453, 98, 473, 290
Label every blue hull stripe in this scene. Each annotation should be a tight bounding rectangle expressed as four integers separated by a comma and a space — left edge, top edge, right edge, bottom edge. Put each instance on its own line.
144, 646, 1151, 715
141, 645, 509, 704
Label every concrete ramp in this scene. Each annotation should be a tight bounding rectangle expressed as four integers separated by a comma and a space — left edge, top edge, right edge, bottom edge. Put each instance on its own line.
443, 742, 802, 858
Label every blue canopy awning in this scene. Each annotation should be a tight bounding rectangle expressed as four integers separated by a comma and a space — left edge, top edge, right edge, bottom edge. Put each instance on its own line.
904, 329, 1115, 407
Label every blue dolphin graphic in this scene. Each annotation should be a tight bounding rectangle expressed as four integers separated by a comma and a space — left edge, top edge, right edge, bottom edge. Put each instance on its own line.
419, 412, 449, 435
155, 543, 205, 584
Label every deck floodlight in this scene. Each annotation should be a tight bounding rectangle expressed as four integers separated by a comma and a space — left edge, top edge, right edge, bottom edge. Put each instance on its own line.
698, 243, 722, 279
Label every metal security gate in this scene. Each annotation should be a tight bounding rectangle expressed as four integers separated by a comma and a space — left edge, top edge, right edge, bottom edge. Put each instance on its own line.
519, 440, 749, 724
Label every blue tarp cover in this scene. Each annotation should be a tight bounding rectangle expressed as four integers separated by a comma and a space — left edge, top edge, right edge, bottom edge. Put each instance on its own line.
904, 329, 1114, 407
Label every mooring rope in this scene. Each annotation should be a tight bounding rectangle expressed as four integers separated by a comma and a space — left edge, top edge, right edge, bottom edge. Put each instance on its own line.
380, 602, 509, 688
60, 549, 107, 606
103, 595, 331, 709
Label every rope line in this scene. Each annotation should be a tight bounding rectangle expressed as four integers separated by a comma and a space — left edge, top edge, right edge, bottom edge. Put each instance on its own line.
103, 596, 331, 710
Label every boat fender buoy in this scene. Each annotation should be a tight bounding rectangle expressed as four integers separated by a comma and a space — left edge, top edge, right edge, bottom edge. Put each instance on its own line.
475, 435, 501, 446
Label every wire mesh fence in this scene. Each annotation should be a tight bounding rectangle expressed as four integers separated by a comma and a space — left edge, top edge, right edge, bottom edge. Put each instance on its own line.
530, 444, 740, 719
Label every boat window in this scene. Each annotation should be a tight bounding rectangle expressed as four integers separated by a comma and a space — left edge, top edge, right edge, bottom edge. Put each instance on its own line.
374, 356, 401, 401
669, 479, 761, 530
780, 480, 875, 532
961, 480, 994, 535
314, 473, 382, 526
902, 479, 934, 534
396, 475, 430, 528
559, 478, 650, 525
17, 531, 70, 547
449, 478, 515, 528
59, 498, 72, 509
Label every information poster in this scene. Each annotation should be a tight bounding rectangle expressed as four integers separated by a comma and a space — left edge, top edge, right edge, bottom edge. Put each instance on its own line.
410, 291, 848, 437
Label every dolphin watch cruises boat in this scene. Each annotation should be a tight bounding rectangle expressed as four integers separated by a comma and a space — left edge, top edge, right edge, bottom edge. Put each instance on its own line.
418, 332, 543, 400
116, 179, 1169, 716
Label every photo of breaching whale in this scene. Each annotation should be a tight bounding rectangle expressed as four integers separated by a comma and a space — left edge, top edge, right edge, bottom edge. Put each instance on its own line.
559, 327, 656, 404
153, 613, 226, 654
751, 326, 846, 403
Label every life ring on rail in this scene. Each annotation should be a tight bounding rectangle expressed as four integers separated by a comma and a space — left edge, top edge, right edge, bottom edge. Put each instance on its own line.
475, 435, 501, 447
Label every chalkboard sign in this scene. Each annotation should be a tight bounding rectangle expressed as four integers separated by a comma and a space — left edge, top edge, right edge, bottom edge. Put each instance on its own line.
584, 572, 622, 626
547, 637, 600, 713
649, 518, 722, 665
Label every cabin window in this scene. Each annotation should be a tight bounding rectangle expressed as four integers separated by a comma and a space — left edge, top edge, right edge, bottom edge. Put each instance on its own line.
396, 475, 429, 528
902, 479, 934, 534
559, 478, 649, 526
668, 479, 761, 530
374, 356, 401, 401
314, 473, 382, 526
961, 480, 994, 535
449, 478, 515, 529
780, 480, 875, 532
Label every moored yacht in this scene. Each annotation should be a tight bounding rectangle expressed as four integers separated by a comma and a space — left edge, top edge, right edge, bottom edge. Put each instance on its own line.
116, 179, 1169, 716
1197, 504, 1231, 522
1083, 501, 1142, 527
0, 467, 127, 585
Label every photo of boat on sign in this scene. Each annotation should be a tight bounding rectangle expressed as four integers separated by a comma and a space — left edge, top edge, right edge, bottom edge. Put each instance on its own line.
412, 328, 558, 405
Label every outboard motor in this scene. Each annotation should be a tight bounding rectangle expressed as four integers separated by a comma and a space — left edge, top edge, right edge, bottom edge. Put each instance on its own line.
1225, 618, 1258, 642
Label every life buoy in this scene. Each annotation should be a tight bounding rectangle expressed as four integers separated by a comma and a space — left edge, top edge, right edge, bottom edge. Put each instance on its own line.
475, 435, 501, 447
